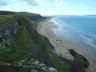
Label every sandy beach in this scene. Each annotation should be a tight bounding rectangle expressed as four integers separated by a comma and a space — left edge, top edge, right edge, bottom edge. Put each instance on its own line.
37, 18, 96, 72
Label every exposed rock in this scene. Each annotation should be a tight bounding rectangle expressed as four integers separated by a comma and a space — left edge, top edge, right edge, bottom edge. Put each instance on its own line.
31, 69, 38, 72
30, 59, 57, 72
0, 59, 57, 72
69, 49, 77, 57
69, 49, 89, 68
49, 67, 57, 72
0, 18, 19, 47
69, 49, 89, 72
18, 59, 25, 66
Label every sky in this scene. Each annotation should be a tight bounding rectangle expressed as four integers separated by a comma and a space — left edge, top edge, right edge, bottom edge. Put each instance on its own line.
0, 0, 96, 15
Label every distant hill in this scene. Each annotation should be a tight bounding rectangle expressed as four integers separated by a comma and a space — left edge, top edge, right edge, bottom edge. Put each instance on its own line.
0, 11, 41, 16
0, 11, 15, 15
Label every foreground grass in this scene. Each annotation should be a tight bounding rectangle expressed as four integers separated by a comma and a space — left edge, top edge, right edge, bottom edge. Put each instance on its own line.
0, 47, 34, 64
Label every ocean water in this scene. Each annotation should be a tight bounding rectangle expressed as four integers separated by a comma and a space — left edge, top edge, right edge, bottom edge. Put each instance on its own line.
51, 16, 96, 49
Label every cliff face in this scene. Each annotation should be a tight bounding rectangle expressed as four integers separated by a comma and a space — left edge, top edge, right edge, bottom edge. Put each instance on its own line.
0, 16, 19, 47
0, 12, 71, 72
0, 11, 89, 72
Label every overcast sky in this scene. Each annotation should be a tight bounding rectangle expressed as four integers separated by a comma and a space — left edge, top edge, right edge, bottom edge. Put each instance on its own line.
0, 0, 96, 15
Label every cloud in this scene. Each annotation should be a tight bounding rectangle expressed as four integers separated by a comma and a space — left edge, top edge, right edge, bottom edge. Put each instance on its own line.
0, 0, 8, 6
64, 1, 68, 5
55, 0, 63, 6
57, 1, 63, 7
55, 0, 68, 7
19, 0, 45, 6
19, 0, 38, 5
0, 0, 45, 6
55, 0, 58, 3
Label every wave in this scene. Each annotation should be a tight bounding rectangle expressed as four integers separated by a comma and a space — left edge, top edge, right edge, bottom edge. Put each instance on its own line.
50, 16, 96, 49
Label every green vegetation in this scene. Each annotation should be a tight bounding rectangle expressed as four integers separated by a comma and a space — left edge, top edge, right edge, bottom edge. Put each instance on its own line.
0, 15, 14, 24
39, 36, 71, 72
15, 12, 41, 16
0, 11, 39, 16
0, 11, 71, 72
0, 11, 15, 15
0, 47, 34, 64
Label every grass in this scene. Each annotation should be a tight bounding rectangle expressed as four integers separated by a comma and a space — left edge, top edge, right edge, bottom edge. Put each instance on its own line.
0, 47, 34, 64
13, 26, 31, 50
0, 15, 14, 24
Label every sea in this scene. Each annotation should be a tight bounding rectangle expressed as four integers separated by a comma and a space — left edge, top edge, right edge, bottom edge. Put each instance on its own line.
51, 16, 96, 49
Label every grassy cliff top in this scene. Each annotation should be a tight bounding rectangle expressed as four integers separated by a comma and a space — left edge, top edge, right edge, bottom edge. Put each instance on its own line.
0, 11, 71, 72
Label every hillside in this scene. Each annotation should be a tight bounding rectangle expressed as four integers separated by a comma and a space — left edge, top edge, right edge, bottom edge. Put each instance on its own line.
0, 11, 89, 72
0, 11, 39, 16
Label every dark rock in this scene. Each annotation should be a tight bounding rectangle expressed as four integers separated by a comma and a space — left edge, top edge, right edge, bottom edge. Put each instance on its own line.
69, 49, 89, 68
69, 49, 77, 57
71, 61, 85, 72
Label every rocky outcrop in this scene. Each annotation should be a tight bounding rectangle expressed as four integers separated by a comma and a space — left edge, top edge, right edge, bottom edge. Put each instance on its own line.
31, 59, 57, 72
0, 59, 57, 72
0, 17, 19, 47
69, 49, 89, 72
58, 49, 89, 72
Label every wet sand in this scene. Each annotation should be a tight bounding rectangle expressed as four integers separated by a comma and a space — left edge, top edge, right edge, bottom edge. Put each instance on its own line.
37, 18, 96, 72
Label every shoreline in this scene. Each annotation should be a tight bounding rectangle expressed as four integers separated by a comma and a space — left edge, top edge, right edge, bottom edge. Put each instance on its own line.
37, 18, 96, 72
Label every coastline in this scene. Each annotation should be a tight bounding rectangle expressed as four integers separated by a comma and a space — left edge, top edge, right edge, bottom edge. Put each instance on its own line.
37, 18, 96, 72
38, 18, 88, 59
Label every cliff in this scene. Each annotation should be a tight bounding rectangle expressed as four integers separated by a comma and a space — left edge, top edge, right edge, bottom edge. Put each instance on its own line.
0, 11, 89, 72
